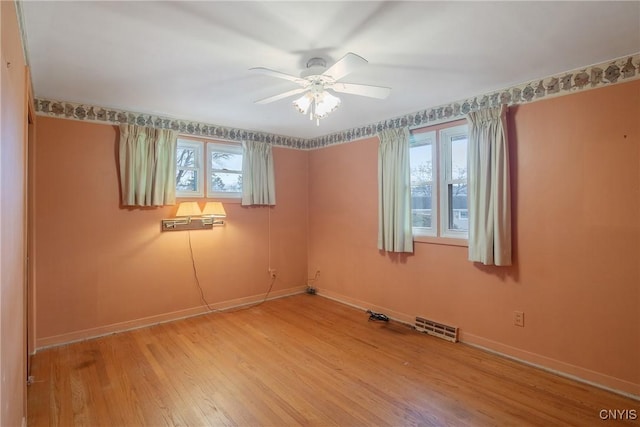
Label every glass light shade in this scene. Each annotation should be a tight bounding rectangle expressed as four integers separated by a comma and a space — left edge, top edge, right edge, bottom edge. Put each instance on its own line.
314, 91, 341, 118
292, 93, 313, 115
175, 201, 202, 217
202, 201, 226, 217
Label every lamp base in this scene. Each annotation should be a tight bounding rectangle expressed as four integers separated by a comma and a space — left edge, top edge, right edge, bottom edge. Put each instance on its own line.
161, 219, 223, 232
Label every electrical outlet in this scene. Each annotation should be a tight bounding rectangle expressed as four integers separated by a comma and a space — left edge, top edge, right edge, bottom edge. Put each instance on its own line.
514, 311, 525, 327
268, 269, 277, 279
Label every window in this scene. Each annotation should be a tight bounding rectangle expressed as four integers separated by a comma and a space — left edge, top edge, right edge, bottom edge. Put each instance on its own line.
176, 139, 204, 197
440, 125, 468, 238
176, 139, 243, 199
206, 142, 243, 198
410, 123, 468, 241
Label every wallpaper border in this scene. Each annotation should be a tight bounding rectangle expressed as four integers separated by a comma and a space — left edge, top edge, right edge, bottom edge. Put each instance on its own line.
35, 53, 639, 150
33, 101, 308, 149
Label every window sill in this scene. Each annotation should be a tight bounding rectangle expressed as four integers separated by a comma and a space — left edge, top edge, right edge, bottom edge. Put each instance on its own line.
176, 193, 204, 198
208, 192, 242, 200
176, 196, 242, 204
413, 234, 468, 247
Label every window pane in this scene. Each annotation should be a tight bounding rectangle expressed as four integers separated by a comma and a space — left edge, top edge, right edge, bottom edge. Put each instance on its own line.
177, 147, 196, 168
211, 172, 242, 193
451, 136, 467, 181
176, 140, 204, 197
176, 170, 198, 192
411, 183, 432, 228
448, 183, 468, 231
211, 152, 242, 171
410, 134, 435, 232
412, 210, 433, 228
410, 144, 432, 184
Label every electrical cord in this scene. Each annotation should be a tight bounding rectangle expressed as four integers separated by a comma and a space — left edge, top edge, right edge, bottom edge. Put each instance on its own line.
188, 230, 215, 311
251, 274, 277, 307
232, 206, 276, 311
186, 207, 277, 315
307, 270, 320, 285
304, 269, 320, 294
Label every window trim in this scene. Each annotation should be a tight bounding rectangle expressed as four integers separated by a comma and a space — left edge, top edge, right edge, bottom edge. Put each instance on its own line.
175, 139, 204, 198
206, 142, 243, 199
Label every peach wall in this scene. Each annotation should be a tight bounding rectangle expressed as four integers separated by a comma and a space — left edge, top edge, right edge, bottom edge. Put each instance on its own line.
1, 1, 28, 425
308, 80, 640, 396
34, 117, 308, 346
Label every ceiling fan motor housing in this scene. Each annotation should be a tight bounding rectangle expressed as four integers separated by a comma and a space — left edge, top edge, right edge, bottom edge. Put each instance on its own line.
300, 57, 328, 78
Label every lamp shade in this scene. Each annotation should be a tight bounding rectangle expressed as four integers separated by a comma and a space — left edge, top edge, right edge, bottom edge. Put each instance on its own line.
202, 201, 226, 217
315, 91, 341, 118
175, 201, 202, 217
292, 93, 313, 115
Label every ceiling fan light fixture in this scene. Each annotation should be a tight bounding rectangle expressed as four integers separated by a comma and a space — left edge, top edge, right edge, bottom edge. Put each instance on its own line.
314, 91, 341, 119
292, 90, 341, 126
292, 93, 313, 115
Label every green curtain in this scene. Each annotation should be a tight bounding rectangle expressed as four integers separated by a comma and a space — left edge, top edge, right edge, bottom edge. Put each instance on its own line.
118, 124, 178, 206
467, 105, 512, 266
378, 127, 413, 253
241, 140, 276, 206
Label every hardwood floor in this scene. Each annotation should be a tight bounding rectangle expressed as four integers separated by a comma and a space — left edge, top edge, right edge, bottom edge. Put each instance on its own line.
28, 294, 638, 426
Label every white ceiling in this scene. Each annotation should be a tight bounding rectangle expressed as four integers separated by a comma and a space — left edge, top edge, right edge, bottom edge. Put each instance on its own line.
20, 1, 640, 139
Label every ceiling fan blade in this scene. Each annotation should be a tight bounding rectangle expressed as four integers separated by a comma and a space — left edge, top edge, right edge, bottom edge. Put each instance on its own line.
330, 82, 391, 99
322, 52, 368, 81
254, 88, 307, 104
250, 67, 305, 84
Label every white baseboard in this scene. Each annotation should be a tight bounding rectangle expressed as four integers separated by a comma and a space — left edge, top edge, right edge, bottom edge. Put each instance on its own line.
316, 288, 640, 400
34, 286, 639, 400
461, 333, 640, 401
36, 285, 306, 350
317, 288, 415, 325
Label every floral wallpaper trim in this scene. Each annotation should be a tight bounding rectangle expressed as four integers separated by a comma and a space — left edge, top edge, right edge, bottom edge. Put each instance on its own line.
35, 53, 638, 150
33, 100, 307, 149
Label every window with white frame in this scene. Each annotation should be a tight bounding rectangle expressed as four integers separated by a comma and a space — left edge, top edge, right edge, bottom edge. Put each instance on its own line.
410, 123, 468, 240
176, 139, 243, 199
176, 139, 204, 197
206, 142, 243, 198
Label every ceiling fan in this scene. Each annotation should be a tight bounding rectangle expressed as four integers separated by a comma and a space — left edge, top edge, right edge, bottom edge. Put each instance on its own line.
251, 52, 391, 125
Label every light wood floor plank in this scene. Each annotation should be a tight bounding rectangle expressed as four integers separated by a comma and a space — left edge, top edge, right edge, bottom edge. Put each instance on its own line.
28, 295, 638, 426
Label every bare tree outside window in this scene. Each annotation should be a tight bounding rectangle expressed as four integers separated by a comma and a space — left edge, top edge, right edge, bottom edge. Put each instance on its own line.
411, 160, 433, 228
208, 145, 243, 196
176, 147, 197, 192
410, 139, 434, 229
